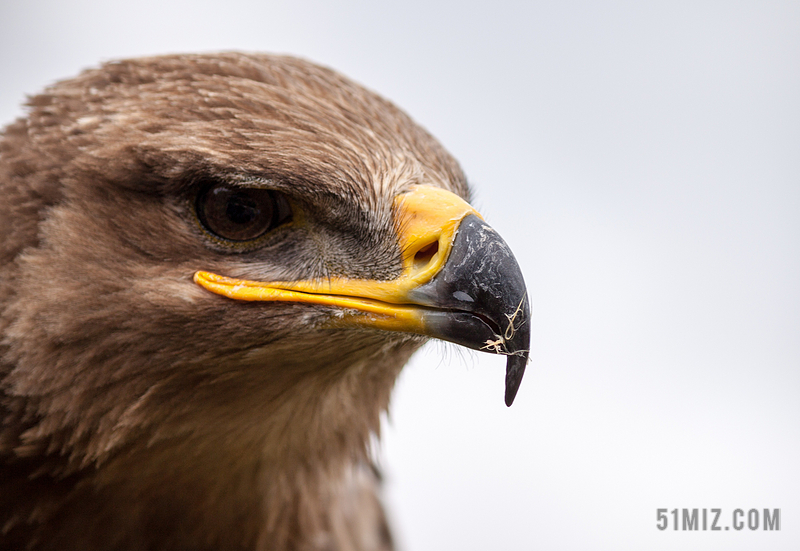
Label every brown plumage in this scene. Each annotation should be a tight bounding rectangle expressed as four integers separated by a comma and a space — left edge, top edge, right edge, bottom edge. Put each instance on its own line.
0, 53, 529, 550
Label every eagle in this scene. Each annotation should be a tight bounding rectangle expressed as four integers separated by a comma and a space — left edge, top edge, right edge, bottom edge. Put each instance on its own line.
0, 53, 530, 551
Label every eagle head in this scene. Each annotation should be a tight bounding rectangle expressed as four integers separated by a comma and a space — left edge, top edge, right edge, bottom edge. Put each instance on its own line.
0, 53, 529, 551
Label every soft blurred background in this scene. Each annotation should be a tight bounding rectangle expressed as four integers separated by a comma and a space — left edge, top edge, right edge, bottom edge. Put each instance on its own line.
2, 1, 797, 549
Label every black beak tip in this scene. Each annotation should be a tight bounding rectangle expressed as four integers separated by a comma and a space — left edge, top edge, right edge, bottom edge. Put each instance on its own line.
504, 352, 528, 407
411, 213, 532, 407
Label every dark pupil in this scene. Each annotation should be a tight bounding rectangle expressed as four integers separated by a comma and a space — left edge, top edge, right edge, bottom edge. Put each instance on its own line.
226, 195, 259, 226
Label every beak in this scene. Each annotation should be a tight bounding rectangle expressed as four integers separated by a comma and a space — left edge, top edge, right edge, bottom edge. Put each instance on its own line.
194, 185, 531, 406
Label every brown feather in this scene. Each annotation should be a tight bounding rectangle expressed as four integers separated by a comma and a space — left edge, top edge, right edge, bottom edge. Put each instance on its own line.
0, 53, 469, 550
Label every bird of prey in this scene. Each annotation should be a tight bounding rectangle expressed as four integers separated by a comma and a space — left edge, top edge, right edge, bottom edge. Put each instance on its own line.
0, 53, 530, 551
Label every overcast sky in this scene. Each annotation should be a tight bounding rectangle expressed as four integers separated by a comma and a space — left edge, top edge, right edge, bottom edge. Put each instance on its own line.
2, 1, 798, 549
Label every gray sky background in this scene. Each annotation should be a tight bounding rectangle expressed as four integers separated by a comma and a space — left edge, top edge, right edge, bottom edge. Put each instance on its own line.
1, 1, 798, 549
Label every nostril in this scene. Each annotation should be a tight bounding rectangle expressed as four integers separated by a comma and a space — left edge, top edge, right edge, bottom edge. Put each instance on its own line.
413, 241, 439, 270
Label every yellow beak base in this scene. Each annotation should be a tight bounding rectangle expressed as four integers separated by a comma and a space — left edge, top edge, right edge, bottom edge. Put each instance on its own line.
193, 185, 480, 335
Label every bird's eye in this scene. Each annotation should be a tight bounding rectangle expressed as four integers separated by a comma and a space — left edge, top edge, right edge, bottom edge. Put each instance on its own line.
196, 183, 292, 242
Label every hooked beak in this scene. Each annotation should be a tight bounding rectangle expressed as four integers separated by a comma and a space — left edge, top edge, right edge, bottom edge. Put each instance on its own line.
194, 185, 531, 406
